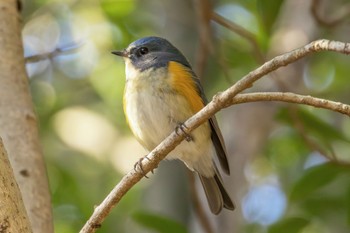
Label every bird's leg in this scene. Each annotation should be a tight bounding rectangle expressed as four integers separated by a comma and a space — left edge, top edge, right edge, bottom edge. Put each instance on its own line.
175, 123, 193, 142
134, 156, 155, 178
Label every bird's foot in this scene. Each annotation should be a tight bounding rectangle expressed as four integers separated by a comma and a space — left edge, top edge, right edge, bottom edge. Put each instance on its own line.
134, 156, 155, 178
175, 123, 193, 142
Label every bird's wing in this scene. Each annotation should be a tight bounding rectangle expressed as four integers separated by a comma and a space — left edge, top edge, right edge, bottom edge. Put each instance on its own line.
190, 69, 231, 175
209, 116, 230, 174
169, 61, 230, 174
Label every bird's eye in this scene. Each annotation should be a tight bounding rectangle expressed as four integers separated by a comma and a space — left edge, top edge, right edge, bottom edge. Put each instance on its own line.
138, 47, 149, 56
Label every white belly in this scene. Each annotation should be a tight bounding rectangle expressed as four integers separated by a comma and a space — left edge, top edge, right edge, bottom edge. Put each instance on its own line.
123, 66, 214, 175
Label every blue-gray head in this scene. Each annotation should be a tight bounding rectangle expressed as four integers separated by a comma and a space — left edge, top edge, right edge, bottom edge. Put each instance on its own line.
112, 36, 191, 71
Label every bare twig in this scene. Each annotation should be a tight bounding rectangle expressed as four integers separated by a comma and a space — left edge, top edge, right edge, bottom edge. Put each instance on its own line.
229, 92, 350, 116
211, 12, 265, 63
79, 39, 350, 233
192, 0, 214, 78
231, 94, 350, 158
212, 11, 289, 91
25, 41, 84, 63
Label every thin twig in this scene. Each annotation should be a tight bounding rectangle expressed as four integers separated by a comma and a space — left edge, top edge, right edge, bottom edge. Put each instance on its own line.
192, 0, 214, 78
211, 12, 265, 63
79, 39, 350, 233
212, 12, 289, 91
25, 41, 84, 63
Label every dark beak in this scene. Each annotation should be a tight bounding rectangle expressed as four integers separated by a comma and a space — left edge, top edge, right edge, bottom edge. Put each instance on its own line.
111, 50, 128, 57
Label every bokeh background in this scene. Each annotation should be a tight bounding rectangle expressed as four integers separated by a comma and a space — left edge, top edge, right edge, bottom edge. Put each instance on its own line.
22, 0, 350, 232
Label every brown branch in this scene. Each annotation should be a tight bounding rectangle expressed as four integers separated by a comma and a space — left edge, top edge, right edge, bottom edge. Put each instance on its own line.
212, 12, 289, 91
211, 12, 265, 63
192, 0, 214, 78
229, 92, 350, 116
25, 41, 84, 63
232, 93, 350, 159
79, 39, 350, 233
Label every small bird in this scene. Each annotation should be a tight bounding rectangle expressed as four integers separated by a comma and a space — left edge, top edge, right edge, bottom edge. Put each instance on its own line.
112, 36, 234, 214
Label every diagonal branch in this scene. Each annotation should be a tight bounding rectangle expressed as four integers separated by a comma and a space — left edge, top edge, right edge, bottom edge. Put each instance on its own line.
79, 39, 350, 233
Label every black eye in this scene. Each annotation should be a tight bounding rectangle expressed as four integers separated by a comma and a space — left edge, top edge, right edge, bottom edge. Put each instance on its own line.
138, 47, 149, 56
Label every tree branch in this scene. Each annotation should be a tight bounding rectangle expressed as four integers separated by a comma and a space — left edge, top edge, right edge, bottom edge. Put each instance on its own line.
229, 92, 350, 116
25, 41, 84, 63
211, 12, 265, 63
192, 0, 214, 78
80, 39, 350, 233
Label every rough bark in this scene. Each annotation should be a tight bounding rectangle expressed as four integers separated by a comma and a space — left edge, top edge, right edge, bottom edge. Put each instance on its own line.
0, 1, 53, 232
0, 138, 33, 233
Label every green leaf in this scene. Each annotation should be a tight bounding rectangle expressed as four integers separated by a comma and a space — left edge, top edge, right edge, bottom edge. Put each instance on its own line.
132, 211, 188, 233
257, 0, 284, 34
268, 217, 309, 233
290, 162, 349, 201
277, 107, 350, 147
302, 196, 345, 216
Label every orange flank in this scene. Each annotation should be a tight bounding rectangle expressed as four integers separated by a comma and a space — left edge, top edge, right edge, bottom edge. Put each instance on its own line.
168, 61, 204, 113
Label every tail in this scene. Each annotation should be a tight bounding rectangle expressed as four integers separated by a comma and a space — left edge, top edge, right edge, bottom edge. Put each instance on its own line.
198, 171, 235, 215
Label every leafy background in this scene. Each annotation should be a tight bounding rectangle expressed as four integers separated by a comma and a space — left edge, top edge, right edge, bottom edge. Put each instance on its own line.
22, 0, 350, 232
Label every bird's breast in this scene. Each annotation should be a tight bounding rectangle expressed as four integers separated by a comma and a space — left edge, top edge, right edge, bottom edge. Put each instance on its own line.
123, 63, 213, 174
123, 66, 177, 149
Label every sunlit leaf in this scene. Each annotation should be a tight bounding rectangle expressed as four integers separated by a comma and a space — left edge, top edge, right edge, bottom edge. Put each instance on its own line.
268, 217, 309, 233
132, 211, 188, 233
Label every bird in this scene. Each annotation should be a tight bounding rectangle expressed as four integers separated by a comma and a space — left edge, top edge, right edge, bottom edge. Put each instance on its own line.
112, 36, 234, 214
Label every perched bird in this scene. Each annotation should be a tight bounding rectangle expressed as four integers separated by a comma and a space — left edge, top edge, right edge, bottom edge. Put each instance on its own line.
112, 36, 234, 214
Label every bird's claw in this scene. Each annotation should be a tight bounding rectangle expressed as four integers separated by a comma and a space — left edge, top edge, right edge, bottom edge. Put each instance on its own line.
134, 156, 154, 178
175, 123, 193, 142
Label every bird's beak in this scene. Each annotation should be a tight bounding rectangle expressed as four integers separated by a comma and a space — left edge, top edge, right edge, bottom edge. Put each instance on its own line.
111, 49, 128, 57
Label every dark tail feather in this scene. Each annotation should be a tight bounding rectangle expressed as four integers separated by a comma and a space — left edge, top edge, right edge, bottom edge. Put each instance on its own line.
198, 172, 235, 215
214, 174, 235, 210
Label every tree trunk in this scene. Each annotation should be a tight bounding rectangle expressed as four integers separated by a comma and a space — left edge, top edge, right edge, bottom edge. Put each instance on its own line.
0, 138, 33, 233
0, 1, 53, 232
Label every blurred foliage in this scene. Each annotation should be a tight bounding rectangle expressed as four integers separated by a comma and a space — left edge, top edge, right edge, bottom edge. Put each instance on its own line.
132, 211, 188, 233
19, 0, 350, 232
